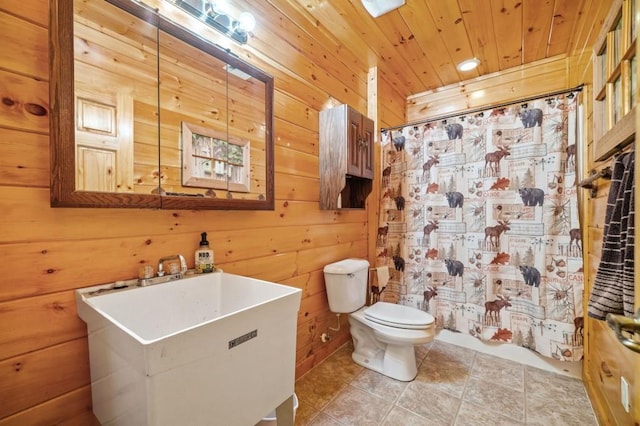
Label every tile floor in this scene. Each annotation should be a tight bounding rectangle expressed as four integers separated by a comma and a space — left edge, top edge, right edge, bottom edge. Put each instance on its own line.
294, 340, 597, 425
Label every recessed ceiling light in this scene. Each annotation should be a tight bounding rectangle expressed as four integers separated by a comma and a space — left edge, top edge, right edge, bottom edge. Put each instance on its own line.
457, 58, 480, 72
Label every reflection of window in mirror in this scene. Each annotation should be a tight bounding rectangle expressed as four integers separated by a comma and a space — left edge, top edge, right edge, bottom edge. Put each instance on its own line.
181, 122, 250, 193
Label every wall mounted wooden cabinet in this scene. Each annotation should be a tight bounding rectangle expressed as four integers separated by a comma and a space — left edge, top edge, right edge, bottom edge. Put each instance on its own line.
592, 0, 637, 161
319, 104, 374, 210
50, 0, 275, 210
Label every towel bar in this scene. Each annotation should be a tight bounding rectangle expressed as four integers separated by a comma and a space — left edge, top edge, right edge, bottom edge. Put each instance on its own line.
606, 309, 640, 354
578, 167, 612, 197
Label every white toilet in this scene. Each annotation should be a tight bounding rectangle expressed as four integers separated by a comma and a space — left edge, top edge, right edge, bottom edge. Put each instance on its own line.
323, 258, 435, 381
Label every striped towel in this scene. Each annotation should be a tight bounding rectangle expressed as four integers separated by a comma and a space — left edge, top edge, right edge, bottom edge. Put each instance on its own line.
588, 151, 635, 320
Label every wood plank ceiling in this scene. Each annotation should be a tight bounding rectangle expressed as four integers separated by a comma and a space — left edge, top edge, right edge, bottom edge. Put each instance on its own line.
271, 0, 610, 98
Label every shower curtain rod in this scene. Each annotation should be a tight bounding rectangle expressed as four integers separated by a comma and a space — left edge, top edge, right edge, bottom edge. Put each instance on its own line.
381, 84, 584, 132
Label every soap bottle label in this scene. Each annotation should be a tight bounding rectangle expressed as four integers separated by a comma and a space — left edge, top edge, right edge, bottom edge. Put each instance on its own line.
196, 251, 214, 273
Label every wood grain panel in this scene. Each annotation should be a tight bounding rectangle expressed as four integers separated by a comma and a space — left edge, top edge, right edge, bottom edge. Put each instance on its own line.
0, 386, 96, 426
275, 144, 318, 178
371, 9, 443, 90
0, 186, 368, 242
0, 11, 48, 80
0, 2, 48, 27
0, 338, 91, 418
585, 319, 636, 426
589, 185, 611, 226
570, 0, 614, 66
0, 69, 49, 134
281, 269, 326, 300
290, 0, 421, 95
0, 222, 365, 303
231, 0, 367, 99
296, 240, 368, 276
274, 119, 318, 156
0, 128, 49, 188
424, 1, 478, 80
295, 329, 351, 378
296, 310, 351, 360
523, 0, 555, 63
547, 0, 588, 58
397, 1, 457, 87
219, 240, 366, 283
274, 173, 319, 201
457, 0, 500, 74
0, 291, 87, 360
378, 76, 406, 128
492, 0, 524, 70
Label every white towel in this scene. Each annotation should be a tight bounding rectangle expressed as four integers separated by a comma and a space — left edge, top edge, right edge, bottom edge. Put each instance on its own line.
376, 266, 390, 288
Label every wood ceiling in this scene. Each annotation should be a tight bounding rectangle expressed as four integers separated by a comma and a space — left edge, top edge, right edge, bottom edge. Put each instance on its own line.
276, 0, 613, 98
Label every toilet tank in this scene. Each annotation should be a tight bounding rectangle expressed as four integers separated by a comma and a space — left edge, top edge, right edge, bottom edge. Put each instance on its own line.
323, 258, 369, 313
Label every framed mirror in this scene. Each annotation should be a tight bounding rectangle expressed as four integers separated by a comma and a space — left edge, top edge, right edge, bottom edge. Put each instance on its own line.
50, 0, 274, 210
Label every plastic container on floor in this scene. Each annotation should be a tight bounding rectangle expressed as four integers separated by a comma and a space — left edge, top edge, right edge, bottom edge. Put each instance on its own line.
257, 393, 298, 426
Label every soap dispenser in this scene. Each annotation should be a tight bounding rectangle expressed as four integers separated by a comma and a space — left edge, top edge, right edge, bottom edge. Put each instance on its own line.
195, 232, 214, 273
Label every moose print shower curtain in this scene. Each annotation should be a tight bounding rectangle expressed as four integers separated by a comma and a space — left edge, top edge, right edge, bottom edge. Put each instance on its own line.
377, 93, 584, 361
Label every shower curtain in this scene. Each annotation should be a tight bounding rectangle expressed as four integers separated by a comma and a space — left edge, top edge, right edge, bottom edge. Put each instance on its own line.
377, 93, 584, 361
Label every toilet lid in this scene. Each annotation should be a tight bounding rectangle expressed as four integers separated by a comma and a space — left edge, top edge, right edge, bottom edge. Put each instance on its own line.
364, 302, 434, 330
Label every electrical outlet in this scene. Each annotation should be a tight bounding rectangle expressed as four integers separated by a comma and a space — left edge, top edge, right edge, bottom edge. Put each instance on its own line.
620, 376, 630, 413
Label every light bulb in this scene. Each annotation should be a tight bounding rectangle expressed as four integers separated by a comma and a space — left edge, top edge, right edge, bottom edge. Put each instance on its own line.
237, 12, 256, 32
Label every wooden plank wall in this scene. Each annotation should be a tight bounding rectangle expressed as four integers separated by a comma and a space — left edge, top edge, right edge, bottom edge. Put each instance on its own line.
580, 2, 639, 424
0, 1, 406, 424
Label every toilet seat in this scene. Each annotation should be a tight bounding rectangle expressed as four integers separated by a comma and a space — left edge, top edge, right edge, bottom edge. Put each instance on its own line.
350, 308, 434, 345
364, 302, 434, 330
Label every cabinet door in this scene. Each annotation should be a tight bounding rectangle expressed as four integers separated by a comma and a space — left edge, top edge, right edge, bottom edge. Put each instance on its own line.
346, 107, 375, 178
360, 115, 374, 179
346, 107, 363, 176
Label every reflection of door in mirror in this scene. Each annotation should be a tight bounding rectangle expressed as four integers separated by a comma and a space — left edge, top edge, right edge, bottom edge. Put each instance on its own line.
74, 87, 133, 192
73, 0, 159, 194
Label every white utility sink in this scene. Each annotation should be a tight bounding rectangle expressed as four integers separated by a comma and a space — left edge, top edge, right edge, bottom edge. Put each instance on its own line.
76, 271, 302, 426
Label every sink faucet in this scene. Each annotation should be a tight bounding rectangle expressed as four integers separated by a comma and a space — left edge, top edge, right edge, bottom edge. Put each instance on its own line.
157, 254, 187, 277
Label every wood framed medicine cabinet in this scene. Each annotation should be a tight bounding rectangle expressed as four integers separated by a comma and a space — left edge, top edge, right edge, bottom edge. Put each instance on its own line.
49, 0, 275, 210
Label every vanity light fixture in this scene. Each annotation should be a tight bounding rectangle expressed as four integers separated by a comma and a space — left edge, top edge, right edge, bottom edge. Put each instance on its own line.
456, 58, 480, 72
361, 0, 405, 18
174, 0, 255, 44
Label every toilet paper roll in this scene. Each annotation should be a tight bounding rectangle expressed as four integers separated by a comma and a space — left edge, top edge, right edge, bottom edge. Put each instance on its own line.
376, 266, 390, 288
